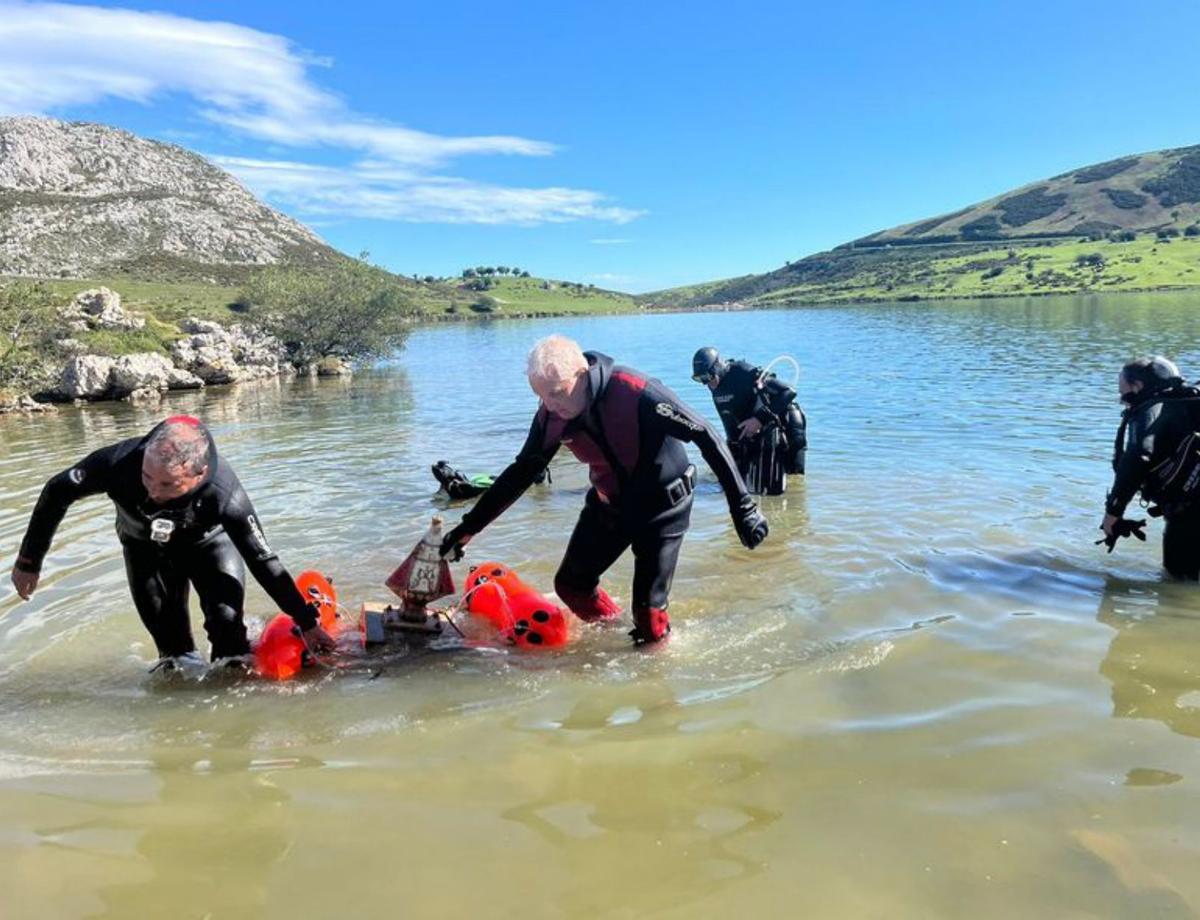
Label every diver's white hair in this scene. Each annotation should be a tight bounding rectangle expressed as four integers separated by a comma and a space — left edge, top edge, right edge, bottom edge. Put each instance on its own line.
527, 335, 586, 383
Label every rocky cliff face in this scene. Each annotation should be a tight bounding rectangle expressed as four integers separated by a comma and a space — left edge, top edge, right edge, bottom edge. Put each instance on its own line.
0, 116, 339, 277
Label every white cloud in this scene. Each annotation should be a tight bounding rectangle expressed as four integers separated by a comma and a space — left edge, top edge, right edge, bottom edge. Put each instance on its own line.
0, 1, 551, 166
0, 1, 643, 225
214, 156, 644, 225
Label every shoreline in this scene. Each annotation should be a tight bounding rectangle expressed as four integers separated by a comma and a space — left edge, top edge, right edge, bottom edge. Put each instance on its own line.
5, 285, 1196, 418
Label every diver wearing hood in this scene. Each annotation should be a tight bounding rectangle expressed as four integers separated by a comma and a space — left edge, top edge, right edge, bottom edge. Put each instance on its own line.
10, 416, 332, 666
439, 335, 768, 644
1103, 356, 1200, 578
691, 346, 807, 495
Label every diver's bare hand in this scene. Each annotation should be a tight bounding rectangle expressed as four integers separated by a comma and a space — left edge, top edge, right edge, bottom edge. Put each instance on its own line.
738, 417, 763, 439
1101, 513, 1119, 539
301, 625, 336, 653
10, 566, 38, 600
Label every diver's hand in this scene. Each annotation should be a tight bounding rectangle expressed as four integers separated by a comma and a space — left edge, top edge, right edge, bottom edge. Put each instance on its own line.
440, 523, 473, 561
734, 496, 769, 549
301, 625, 336, 654
1096, 516, 1147, 553
1101, 513, 1119, 539
10, 565, 38, 600
738, 417, 763, 439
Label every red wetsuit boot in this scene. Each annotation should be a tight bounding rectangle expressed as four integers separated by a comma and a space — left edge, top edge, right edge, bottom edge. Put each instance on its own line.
559, 585, 622, 622
630, 606, 670, 644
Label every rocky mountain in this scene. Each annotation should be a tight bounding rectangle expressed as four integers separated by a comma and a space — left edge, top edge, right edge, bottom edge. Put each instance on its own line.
0, 116, 340, 278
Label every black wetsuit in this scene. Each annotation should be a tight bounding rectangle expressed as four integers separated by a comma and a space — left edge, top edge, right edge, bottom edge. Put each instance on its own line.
1107, 385, 1200, 578
710, 359, 807, 485
457, 352, 752, 639
15, 418, 314, 660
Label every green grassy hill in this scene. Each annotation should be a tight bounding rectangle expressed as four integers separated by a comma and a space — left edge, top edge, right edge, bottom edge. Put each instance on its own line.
644, 144, 1200, 309
34, 267, 636, 329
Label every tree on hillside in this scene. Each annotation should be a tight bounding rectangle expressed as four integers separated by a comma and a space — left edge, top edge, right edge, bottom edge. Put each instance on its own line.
0, 281, 59, 394
239, 260, 418, 365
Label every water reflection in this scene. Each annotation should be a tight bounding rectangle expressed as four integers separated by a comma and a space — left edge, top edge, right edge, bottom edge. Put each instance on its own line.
1098, 577, 1200, 740
502, 687, 779, 914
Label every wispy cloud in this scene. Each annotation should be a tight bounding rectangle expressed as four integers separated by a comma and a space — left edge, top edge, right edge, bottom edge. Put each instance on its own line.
215, 156, 644, 225
0, 1, 641, 225
589, 238, 634, 245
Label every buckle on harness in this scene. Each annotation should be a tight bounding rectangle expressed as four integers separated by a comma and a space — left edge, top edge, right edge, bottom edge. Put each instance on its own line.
665, 465, 696, 506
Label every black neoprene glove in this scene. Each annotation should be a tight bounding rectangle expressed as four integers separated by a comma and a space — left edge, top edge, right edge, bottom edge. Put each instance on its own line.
440, 522, 472, 561
1095, 518, 1147, 553
734, 496, 769, 549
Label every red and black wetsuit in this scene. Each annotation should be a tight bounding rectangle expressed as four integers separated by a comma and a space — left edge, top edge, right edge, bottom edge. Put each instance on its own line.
14, 417, 315, 660
458, 352, 753, 641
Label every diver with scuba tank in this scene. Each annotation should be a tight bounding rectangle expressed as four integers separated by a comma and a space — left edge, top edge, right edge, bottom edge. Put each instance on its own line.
8, 416, 333, 670
439, 335, 769, 645
1102, 356, 1200, 578
691, 347, 807, 495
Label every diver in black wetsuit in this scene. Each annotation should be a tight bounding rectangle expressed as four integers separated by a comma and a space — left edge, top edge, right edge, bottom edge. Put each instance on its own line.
1103, 356, 1200, 578
9, 416, 333, 668
691, 347, 807, 494
439, 335, 768, 644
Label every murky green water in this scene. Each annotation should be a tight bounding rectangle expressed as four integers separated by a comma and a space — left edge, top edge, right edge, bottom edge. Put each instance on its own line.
4, 294, 1200, 918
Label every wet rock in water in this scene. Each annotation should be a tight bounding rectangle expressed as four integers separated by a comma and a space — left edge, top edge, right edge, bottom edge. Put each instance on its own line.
61, 287, 145, 331
172, 316, 286, 384
125, 386, 162, 403
110, 352, 175, 394
316, 356, 353, 377
166, 367, 204, 390
0, 392, 57, 415
58, 354, 116, 398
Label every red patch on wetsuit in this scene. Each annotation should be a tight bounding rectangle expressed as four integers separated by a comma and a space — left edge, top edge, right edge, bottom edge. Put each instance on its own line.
164, 415, 201, 427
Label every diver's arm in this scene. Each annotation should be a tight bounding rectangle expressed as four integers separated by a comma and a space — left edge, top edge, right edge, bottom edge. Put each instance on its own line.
221, 488, 317, 630
643, 381, 749, 514
459, 412, 560, 536
16, 443, 122, 574
1106, 406, 1162, 516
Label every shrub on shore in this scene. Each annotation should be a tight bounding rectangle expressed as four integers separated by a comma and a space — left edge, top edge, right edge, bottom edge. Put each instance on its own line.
0, 281, 60, 394
238, 259, 418, 365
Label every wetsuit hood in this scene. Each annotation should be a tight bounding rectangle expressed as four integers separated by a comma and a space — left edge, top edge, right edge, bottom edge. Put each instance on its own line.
1122, 356, 1184, 407
582, 350, 616, 410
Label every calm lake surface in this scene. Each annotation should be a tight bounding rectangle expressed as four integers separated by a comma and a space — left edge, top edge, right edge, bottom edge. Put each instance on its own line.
3, 294, 1200, 918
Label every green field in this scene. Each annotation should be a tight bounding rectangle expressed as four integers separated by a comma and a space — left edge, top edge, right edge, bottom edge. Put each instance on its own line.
468, 276, 636, 315
644, 235, 1200, 309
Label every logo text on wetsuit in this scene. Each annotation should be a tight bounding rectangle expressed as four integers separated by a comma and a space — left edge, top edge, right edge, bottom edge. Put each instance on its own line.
655, 402, 704, 431
247, 514, 273, 556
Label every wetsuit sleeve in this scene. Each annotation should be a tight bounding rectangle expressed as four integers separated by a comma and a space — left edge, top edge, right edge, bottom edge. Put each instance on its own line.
643, 381, 749, 514
221, 488, 316, 630
460, 411, 559, 535
1106, 403, 1184, 516
16, 442, 125, 573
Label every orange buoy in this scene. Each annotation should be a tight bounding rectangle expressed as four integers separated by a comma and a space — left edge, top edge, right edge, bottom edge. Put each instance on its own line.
463, 562, 570, 648
254, 613, 306, 680
295, 570, 339, 632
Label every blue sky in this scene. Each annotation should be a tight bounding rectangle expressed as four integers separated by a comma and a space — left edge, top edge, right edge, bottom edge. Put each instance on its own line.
2, 0, 1199, 292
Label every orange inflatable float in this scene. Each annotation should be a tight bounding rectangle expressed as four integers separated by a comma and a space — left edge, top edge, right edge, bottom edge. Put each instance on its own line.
463, 561, 570, 648
254, 569, 340, 680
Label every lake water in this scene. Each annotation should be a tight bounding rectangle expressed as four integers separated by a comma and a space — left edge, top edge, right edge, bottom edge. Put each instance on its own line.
3, 294, 1200, 918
